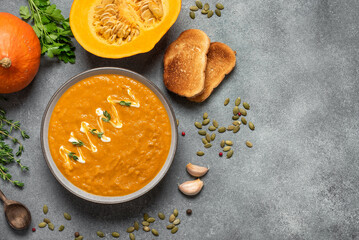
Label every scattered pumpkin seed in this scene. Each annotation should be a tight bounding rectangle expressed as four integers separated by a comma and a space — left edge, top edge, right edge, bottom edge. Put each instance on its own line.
227, 149, 234, 158
169, 214, 176, 223
246, 141, 253, 148
198, 130, 207, 135
225, 140, 233, 146
204, 143, 212, 148
206, 133, 211, 142
213, 120, 219, 128
211, 133, 216, 141
243, 102, 250, 110
151, 229, 159, 236
233, 125, 240, 133
143, 213, 149, 221
158, 213, 165, 220
235, 97, 241, 106
215, 9, 221, 17
223, 146, 231, 152
44, 218, 51, 224
202, 119, 210, 125
218, 127, 226, 133
216, 3, 224, 10
241, 117, 247, 125
201, 9, 208, 14
207, 10, 214, 18
203, 112, 208, 119
233, 106, 239, 115
39, 222, 47, 228
134, 221, 139, 230
239, 108, 247, 116
143, 226, 150, 232
190, 11, 195, 19
64, 213, 71, 220
249, 122, 255, 130
129, 233, 135, 240
227, 125, 235, 131
197, 151, 204, 156
202, 138, 208, 145
112, 232, 120, 238
196, 0, 203, 9
233, 121, 241, 126
75, 236, 84, 240
43, 205, 48, 214
204, 3, 210, 10
97, 231, 105, 238
194, 122, 202, 129
147, 217, 156, 223
208, 126, 216, 131
167, 223, 174, 229
58, 225, 65, 232
171, 226, 179, 234
220, 140, 225, 148
190, 6, 199, 11
127, 227, 135, 233
173, 218, 181, 225
176, 119, 179, 126
224, 98, 230, 106
174, 208, 179, 217
232, 115, 239, 120
142, 221, 150, 226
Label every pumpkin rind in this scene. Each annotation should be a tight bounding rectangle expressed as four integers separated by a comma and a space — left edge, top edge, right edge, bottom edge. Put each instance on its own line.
0, 12, 41, 94
70, 0, 181, 59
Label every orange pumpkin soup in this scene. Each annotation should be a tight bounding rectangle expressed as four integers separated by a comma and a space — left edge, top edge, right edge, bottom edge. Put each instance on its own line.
48, 74, 172, 196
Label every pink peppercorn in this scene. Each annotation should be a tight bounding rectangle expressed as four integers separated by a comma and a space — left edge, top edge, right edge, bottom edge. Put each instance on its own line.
182, 132, 185, 136
219, 152, 223, 157
32, 228, 36, 232
238, 112, 241, 116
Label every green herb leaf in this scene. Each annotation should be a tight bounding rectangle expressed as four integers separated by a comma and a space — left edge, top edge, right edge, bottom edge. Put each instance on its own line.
102, 110, 111, 122
19, 6, 31, 20
71, 140, 84, 147
67, 152, 78, 161
119, 101, 131, 107
90, 129, 104, 139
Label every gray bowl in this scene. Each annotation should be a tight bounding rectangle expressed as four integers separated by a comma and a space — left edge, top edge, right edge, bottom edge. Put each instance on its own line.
41, 67, 178, 204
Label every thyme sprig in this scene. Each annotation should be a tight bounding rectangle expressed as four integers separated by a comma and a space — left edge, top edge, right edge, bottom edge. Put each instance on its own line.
119, 101, 131, 107
102, 110, 111, 122
90, 129, 104, 139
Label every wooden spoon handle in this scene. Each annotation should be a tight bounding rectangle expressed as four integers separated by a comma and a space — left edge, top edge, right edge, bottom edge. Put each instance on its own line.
0, 189, 8, 203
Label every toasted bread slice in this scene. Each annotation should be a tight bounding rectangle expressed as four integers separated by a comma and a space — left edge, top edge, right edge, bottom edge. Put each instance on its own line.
163, 29, 210, 97
188, 42, 236, 102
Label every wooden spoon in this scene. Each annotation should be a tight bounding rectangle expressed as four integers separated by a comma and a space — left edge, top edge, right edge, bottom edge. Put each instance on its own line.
0, 189, 31, 230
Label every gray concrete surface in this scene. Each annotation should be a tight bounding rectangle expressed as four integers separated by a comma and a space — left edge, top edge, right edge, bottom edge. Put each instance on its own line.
1, 0, 359, 239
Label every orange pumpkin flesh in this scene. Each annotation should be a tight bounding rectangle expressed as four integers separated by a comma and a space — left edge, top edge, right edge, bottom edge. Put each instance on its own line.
0, 13, 41, 94
70, 0, 181, 59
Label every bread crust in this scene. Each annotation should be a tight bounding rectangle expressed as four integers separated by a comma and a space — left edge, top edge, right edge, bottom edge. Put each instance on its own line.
163, 29, 210, 97
188, 42, 236, 102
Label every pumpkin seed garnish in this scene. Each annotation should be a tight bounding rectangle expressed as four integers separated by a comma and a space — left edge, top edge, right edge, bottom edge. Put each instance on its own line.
249, 122, 255, 130
225, 140, 233, 146
201, 9, 208, 14
143, 213, 149, 221
239, 108, 247, 116
246, 141, 253, 148
197, 151, 205, 156
43, 205, 48, 214
127, 227, 135, 233
39, 222, 47, 228
129, 233, 135, 240
167, 223, 175, 229
233, 121, 241, 126
112, 232, 120, 238
147, 217, 156, 223
142, 221, 150, 226
176, 119, 179, 126
216, 3, 224, 10
204, 143, 212, 148
220, 140, 225, 148
173, 218, 181, 225
223, 146, 231, 152
235, 97, 241, 106
203, 112, 208, 119
227, 149, 234, 158
58, 225, 65, 231
202, 138, 209, 144
208, 126, 216, 131
143, 226, 150, 232
190, 6, 199, 11
215, 9, 221, 17
213, 120, 219, 128
224, 98, 230, 106
202, 119, 210, 125
227, 125, 235, 131
151, 229, 159, 236
218, 127, 226, 133
196, 0, 203, 9
169, 214, 176, 223
198, 130, 207, 135
204, 3, 210, 10
173, 208, 179, 217
190, 11, 195, 19
241, 117, 247, 125
232, 115, 239, 120
64, 212, 71, 220
194, 122, 202, 129
233, 125, 240, 133
206, 133, 211, 142
233, 106, 239, 115
134, 221, 139, 230
211, 133, 216, 141
97, 231, 105, 237
171, 226, 179, 234
158, 213, 165, 220
207, 10, 214, 18
44, 218, 51, 224
243, 102, 250, 110
75, 237, 84, 240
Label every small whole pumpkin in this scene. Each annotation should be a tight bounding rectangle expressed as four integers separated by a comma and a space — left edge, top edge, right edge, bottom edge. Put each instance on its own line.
0, 12, 41, 94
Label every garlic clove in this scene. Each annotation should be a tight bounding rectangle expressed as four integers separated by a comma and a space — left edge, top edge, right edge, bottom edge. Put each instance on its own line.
186, 163, 209, 177
178, 179, 204, 196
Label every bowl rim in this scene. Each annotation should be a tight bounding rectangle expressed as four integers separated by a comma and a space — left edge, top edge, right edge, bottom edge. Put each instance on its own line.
40, 67, 178, 204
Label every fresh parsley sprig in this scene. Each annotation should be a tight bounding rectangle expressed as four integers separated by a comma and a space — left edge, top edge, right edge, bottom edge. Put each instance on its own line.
102, 111, 111, 122
19, 0, 76, 63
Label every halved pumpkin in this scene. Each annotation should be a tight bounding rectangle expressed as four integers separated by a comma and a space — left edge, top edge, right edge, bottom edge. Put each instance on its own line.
70, 0, 181, 59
